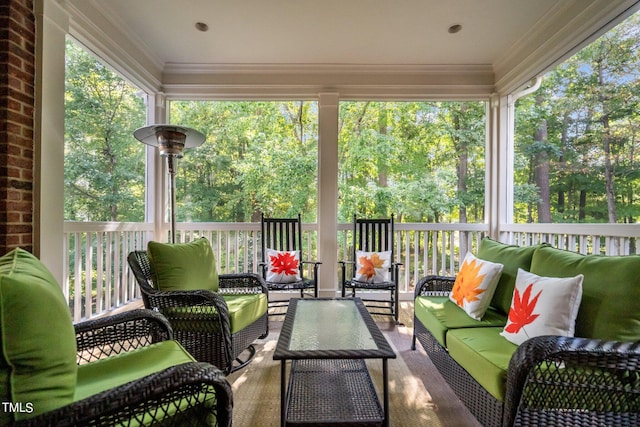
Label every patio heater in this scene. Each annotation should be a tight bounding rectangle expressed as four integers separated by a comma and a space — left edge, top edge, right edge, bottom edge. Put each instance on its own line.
134, 125, 205, 243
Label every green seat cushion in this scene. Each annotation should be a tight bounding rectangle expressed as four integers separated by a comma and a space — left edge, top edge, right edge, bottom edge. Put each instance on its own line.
530, 246, 640, 341
163, 294, 268, 335
0, 248, 77, 422
223, 294, 268, 334
447, 327, 518, 402
415, 296, 506, 347
477, 238, 544, 315
148, 238, 219, 292
75, 340, 195, 401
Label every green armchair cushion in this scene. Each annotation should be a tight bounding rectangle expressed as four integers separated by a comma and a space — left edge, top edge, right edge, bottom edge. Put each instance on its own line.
148, 238, 219, 292
75, 340, 195, 401
530, 246, 640, 341
477, 238, 544, 315
162, 293, 268, 335
223, 294, 268, 333
0, 248, 77, 422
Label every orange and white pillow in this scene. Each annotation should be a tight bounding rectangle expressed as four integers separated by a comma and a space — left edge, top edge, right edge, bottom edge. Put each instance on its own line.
500, 269, 583, 345
354, 250, 392, 283
449, 252, 504, 320
266, 249, 301, 283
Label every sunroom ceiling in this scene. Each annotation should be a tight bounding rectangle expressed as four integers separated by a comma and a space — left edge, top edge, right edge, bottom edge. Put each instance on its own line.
65, 0, 639, 95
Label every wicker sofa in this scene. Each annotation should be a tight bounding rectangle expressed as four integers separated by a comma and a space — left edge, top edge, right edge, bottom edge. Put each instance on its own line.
413, 238, 640, 427
1, 248, 232, 426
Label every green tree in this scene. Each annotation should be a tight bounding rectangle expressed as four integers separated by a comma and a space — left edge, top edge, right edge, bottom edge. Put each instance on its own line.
170, 101, 319, 222
64, 39, 146, 221
338, 101, 485, 223
514, 12, 640, 224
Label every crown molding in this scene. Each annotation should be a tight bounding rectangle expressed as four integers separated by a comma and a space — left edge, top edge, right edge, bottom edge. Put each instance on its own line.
161, 63, 495, 99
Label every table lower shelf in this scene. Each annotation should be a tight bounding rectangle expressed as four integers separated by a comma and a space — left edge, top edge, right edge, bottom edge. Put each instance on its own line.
285, 359, 384, 426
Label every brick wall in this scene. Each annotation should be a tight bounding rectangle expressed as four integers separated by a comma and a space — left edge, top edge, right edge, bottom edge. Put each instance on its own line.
0, 0, 35, 254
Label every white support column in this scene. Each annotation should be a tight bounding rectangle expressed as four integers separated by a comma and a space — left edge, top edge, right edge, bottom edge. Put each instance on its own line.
34, 0, 68, 283
486, 93, 513, 240
488, 79, 542, 241
317, 93, 339, 296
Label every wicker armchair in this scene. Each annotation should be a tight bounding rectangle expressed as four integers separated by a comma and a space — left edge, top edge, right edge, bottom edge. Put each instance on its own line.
413, 275, 640, 427
15, 309, 232, 427
128, 250, 269, 375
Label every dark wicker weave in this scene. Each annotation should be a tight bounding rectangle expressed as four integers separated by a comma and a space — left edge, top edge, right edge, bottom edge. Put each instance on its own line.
413, 275, 640, 427
274, 298, 396, 427
286, 359, 384, 427
15, 309, 232, 427
340, 215, 401, 322
128, 250, 269, 375
260, 214, 321, 314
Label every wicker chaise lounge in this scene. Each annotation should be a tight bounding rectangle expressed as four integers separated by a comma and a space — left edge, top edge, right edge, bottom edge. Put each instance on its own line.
413, 238, 640, 427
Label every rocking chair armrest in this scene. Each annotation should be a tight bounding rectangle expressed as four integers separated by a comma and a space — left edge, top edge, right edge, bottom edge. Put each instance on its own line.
338, 260, 356, 268
74, 309, 173, 358
414, 275, 456, 298
15, 362, 233, 427
219, 272, 268, 294
504, 335, 640, 427
338, 260, 355, 278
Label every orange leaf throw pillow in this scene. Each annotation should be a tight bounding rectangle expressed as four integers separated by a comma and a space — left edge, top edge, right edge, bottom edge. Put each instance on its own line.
354, 250, 391, 283
449, 252, 504, 320
501, 269, 583, 345
266, 249, 301, 283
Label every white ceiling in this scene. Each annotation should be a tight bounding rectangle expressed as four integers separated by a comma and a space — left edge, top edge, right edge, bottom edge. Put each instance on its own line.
64, 0, 640, 95
93, 0, 561, 66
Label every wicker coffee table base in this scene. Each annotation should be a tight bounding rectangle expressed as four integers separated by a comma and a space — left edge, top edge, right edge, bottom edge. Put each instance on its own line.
285, 359, 384, 426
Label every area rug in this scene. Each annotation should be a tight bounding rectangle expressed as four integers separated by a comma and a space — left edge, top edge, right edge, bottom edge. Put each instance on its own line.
227, 316, 443, 427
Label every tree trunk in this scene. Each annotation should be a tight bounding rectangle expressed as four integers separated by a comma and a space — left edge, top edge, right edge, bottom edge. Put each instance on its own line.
597, 60, 617, 223
378, 107, 388, 188
533, 106, 552, 223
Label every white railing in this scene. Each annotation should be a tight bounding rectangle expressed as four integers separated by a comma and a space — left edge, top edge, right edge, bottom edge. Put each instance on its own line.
64, 222, 153, 322
63, 220, 640, 322
500, 223, 640, 255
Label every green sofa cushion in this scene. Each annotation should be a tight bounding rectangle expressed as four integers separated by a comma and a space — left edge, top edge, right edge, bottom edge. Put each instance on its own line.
0, 248, 77, 422
75, 340, 195, 401
415, 296, 506, 347
163, 293, 268, 335
148, 238, 219, 292
447, 327, 518, 402
530, 246, 640, 341
477, 238, 544, 315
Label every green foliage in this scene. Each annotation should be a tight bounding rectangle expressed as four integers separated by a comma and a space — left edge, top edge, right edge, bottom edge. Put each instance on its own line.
64, 39, 146, 221
170, 101, 319, 222
338, 101, 486, 223
514, 12, 640, 224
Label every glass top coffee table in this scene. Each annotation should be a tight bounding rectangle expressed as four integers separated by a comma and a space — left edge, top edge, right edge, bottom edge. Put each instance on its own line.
273, 298, 396, 426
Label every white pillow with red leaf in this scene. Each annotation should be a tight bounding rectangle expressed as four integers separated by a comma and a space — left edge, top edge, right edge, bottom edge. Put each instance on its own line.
500, 268, 583, 345
266, 249, 301, 283
354, 250, 391, 283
